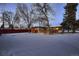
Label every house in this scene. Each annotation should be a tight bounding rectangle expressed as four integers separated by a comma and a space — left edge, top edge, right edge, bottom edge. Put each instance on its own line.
31, 26, 62, 33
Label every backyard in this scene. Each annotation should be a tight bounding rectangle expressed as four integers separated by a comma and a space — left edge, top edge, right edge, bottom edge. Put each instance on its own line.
0, 33, 79, 56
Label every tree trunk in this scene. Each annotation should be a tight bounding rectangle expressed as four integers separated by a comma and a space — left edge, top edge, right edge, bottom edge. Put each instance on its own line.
68, 29, 69, 32
68, 26, 70, 33
62, 26, 65, 33
47, 19, 51, 34
72, 25, 76, 33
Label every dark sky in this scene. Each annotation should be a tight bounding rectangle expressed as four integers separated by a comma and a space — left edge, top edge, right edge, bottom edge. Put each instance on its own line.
0, 3, 79, 26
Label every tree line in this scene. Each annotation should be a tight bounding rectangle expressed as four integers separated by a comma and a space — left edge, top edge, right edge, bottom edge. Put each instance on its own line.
0, 3, 53, 31
0, 3, 79, 34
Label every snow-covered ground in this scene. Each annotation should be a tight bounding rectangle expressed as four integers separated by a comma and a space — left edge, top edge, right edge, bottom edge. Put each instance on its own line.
0, 33, 79, 56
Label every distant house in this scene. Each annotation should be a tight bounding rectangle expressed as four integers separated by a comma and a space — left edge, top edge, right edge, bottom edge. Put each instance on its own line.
75, 20, 79, 30
31, 26, 62, 33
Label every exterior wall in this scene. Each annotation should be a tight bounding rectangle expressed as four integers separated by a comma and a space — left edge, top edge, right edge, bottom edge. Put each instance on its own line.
31, 26, 62, 33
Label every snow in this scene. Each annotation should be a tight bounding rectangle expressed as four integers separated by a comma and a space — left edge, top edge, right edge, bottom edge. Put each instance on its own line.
0, 33, 79, 56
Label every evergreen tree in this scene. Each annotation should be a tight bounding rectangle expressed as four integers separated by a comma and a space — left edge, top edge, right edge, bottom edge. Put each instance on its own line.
61, 3, 78, 33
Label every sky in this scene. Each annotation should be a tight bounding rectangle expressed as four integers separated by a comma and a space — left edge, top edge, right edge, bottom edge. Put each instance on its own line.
0, 3, 79, 27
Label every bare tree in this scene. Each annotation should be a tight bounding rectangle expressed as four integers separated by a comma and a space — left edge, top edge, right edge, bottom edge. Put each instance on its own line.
14, 4, 30, 28
14, 5, 21, 28
0, 4, 7, 29
32, 3, 54, 33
